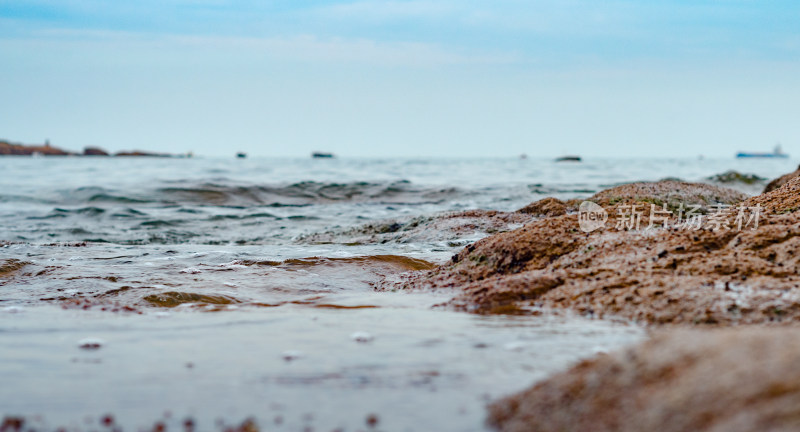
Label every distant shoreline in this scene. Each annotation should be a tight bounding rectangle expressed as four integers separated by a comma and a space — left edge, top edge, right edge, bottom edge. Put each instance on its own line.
0, 140, 191, 158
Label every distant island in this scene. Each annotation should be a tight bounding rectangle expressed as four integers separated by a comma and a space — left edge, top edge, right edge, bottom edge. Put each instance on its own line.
0, 139, 191, 158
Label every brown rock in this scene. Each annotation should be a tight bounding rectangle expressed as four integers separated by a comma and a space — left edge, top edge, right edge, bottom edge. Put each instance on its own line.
0, 259, 30, 277
83, 146, 110, 156
745, 174, 800, 214
0, 140, 73, 156
114, 150, 172, 157
489, 327, 800, 432
764, 164, 800, 193
586, 180, 747, 210
390, 179, 800, 325
517, 197, 568, 217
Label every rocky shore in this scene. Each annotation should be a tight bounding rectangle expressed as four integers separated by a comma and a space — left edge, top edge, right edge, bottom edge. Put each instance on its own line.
393, 178, 800, 324
0, 139, 188, 157
384, 168, 800, 430
489, 327, 800, 432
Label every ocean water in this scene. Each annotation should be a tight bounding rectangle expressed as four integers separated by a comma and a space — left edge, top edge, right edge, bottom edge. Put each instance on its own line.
0, 156, 796, 431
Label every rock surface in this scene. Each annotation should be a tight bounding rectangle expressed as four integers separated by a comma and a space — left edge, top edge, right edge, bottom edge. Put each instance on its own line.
489, 327, 800, 432
0, 140, 73, 155
517, 197, 567, 217
299, 210, 534, 246
83, 146, 110, 156
0, 139, 188, 157
114, 150, 174, 157
705, 170, 765, 185
390, 179, 800, 325
764, 164, 800, 193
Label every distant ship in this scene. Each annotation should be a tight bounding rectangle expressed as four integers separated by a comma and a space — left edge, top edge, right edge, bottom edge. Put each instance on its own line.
312, 152, 335, 159
236, 152, 247, 158
555, 155, 581, 162
736, 144, 789, 159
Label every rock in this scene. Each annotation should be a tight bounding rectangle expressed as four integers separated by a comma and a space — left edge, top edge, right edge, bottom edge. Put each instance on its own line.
83, 146, 110, 156
488, 327, 800, 432
706, 170, 765, 185
350, 331, 374, 343
584, 180, 747, 211
745, 174, 800, 214
77, 337, 105, 350
704, 170, 768, 195
299, 210, 535, 246
281, 350, 304, 362
517, 197, 568, 217
114, 150, 172, 157
391, 179, 800, 324
764, 164, 800, 193
0, 259, 29, 277
0, 140, 74, 156
1, 139, 193, 158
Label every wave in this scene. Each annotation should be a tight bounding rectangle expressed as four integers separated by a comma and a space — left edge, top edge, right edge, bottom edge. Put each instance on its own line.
154, 180, 462, 206
3, 180, 464, 208
27, 207, 106, 219
239, 255, 437, 272
142, 291, 242, 307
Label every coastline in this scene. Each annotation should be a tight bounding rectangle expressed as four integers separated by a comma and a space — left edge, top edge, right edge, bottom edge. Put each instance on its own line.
0, 140, 189, 158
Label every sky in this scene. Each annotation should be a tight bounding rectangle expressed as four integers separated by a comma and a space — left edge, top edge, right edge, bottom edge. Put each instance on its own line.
1, 1, 800, 158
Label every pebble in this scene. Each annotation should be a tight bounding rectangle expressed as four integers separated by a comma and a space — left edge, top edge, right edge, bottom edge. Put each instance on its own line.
281, 350, 304, 362
350, 331, 374, 343
78, 337, 105, 350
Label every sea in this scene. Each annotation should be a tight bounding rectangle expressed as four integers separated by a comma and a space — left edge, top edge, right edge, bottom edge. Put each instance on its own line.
0, 156, 796, 431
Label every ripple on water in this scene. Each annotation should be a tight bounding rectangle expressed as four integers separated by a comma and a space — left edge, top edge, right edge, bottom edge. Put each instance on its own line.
142, 292, 243, 308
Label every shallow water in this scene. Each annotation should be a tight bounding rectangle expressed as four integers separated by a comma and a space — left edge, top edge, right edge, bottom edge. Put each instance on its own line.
1, 305, 641, 431
1, 156, 797, 430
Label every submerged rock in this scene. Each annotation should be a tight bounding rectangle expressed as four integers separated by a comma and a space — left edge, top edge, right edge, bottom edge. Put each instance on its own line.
393, 179, 800, 324
705, 170, 765, 185
489, 327, 800, 432
704, 170, 767, 195
0, 259, 30, 278
299, 210, 535, 246
142, 291, 242, 307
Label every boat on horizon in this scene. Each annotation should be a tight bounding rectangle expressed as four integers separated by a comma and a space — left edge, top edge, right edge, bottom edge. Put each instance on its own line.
736, 144, 789, 159
312, 151, 335, 159
555, 155, 581, 162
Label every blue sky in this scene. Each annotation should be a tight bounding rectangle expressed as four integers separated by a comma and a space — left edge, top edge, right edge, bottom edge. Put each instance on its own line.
2, 1, 800, 157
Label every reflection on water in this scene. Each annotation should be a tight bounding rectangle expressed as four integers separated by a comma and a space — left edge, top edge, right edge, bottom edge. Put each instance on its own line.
1, 242, 644, 431
1, 305, 642, 431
